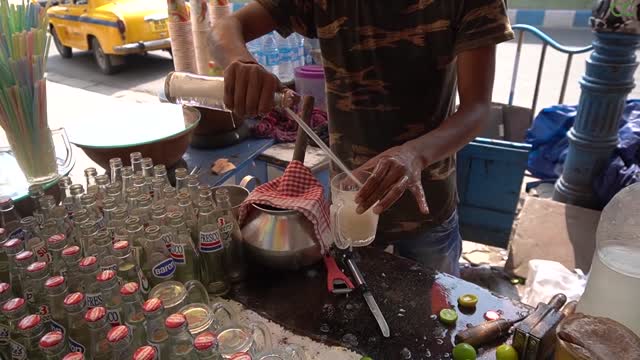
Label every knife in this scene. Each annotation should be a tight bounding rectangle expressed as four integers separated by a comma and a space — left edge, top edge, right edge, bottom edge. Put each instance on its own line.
344, 253, 391, 338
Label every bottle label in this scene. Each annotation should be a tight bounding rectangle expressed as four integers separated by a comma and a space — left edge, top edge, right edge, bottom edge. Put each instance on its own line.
86, 293, 103, 308
8, 228, 26, 241
199, 230, 223, 253
10, 339, 26, 360
218, 218, 234, 241
37, 303, 51, 321
0, 324, 8, 341
69, 338, 86, 353
24, 289, 34, 303
170, 244, 186, 264
106, 309, 121, 326
50, 320, 65, 334
161, 233, 174, 249
33, 241, 51, 263
138, 268, 150, 294
266, 52, 279, 67
151, 258, 176, 279
101, 264, 119, 272
95, 216, 106, 231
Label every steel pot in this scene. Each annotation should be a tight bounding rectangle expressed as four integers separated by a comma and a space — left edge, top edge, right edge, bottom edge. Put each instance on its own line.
211, 175, 259, 219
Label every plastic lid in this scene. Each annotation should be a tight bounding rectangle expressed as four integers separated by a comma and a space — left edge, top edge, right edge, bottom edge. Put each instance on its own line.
63, 353, 84, 360
0, 283, 10, 294
17, 314, 41, 331
39, 331, 64, 348
79, 256, 98, 267
96, 270, 116, 282
133, 346, 157, 360
107, 325, 129, 343
47, 234, 66, 245
194, 331, 217, 351
120, 282, 139, 296
15, 250, 34, 262
143, 298, 163, 313
64, 292, 84, 306
165, 313, 186, 329
2, 298, 25, 312
229, 353, 252, 360
62, 246, 81, 257
294, 65, 325, 79
27, 261, 47, 273
84, 306, 107, 322
113, 240, 129, 250
3, 238, 21, 249
45, 276, 65, 288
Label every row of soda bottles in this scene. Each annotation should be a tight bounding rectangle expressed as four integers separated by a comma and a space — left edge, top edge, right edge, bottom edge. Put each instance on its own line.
0, 152, 286, 359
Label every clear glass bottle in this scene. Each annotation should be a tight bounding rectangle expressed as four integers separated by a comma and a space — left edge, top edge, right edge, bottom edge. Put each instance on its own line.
97, 232, 119, 274
28, 185, 46, 227
215, 189, 246, 283
130, 152, 143, 175
78, 222, 98, 258
15, 250, 35, 298
141, 158, 154, 180
193, 331, 223, 360
93, 229, 112, 260
50, 207, 73, 247
187, 177, 200, 205
142, 298, 169, 359
133, 177, 150, 199
0, 229, 7, 285
95, 175, 110, 205
0, 197, 21, 236
16, 314, 46, 360
63, 292, 89, 354
78, 257, 102, 308
141, 226, 176, 288
2, 297, 28, 360
0, 283, 13, 359
25, 261, 51, 321
20, 217, 47, 263
44, 275, 68, 334
80, 194, 104, 230
167, 212, 201, 283
132, 194, 153, 227
151, 179, 165, 205
197, 201, 228, 296
133, 345, 158, 360
58, 177, 73, 203
46, 234, 67, 276
3, 239, 25, 297
95, 270, 122, 327
153, 165, 170, 188
105, 183, 123, 206
163, 187, 179, 213
83, 306, 112, 360
109, 158, 123, 185
39, 330, 68, 360
165, 313, 197, 359
107, 208, 128, 244
102, 197, 117, 225
119, 282, 147, 349
62, 352, 84, 360
38, 196, 56, 229
178, 193, 198, 241
121, 167, 135, 194
84, 168, 99, 196
69, 185, 85, 214
112, 241, 149, 296
124, 217, 145, 267
197, 186, 212, 208
107, 325, 136, 359
150, 204, 167, 228
61, 246, 82, 293
175, 168, 189, 194
39, 220, 59, 247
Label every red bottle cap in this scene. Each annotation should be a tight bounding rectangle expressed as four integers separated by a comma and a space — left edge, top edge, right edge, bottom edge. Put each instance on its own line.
2, 297, 25, 312
45, 276, 65, 288
79, 256, 98, 267
26, 261, 47, 273
39, 331, 64, 348
0, 283, 10, 294
113, 240, 129, 250
64, 292, 84, 306
107, 325, 129, 343
230, 353, 252, 360
62, 246, 81, 257
96, 270, 116, 282
17, 314, 41, 331
165, 313, 186, 329
120, 282, 139, 296
3, 238, 22, 249
484, 310, 501, 321
15, 250, 34, 262
194, 331, 217, 351
84, 306, 107, 322
133, 346, 157, 360
47, 234, 66, 245
62, 353, 84, 360
142, 298, 163, 313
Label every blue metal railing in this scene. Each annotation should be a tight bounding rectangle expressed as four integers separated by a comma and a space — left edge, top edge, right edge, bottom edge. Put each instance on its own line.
508, 24, 593, 119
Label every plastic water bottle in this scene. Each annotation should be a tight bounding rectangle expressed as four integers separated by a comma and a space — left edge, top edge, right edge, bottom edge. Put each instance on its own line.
247, 37, 265, 67
261, 33, 279, 76
290, 33, 303, 69
302, 37, 315, 65
275, 33, 294, 82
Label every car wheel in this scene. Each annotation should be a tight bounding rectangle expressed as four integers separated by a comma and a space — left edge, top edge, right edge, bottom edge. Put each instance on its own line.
51, 26, 72, 59
91, 37, 118, 75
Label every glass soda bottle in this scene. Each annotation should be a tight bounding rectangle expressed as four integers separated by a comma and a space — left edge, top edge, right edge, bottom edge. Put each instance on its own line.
25, 261, 51, 321
106, 325, 135, 359
105, 183, 123, 207
141, 225, 176, 287
95, 175, 110, 207
2, 297, 28, 360
39, 331, 68, 359
61, 246, 82, 293
109, 158, 123, 186
62, 352, 84, 360
124, 217, 145, 266
77, 222, 98, 258
121, 167, 134, 194
134, 345, 158, 360
113, 241, 150, 295
193, 331, 223, 360
125, 187, 141, 211
38, 196, 56, 228
0, 228, 10, 284
0, 283, 12, 359
178, 193, 198, 241
3, 239, 25, 297
46, 234, 67, 276
63, 292, 89, 354
153, 165, 170, 189
21, 217, 48, 263
175, 168, 188, 194
84, 168, 99, 197
16, 314, 46, 360
142, 298, 169, 359
165, 313, 197, 359
130, 152, 143, 174
0, 197, 21, 236
50, 207, 73, 247
120, 282, 147, 348
79, 194, 104, 230
83, 306, 112, 360
142, 158, 154, 180
163, 187, 179, 213
58, 177, 73, 203
78, 257, 102, 308
133, 176, 150, 199
107, 208, 128, 243
133, 194, 153, 227
69, 185, 85, 214
167, 212, 201, 283
151, 179, 166, 205
197, 201, 229, 296
28, 185, 45, 227
95, 270, 122, 327
187, 177, 200, 205
14, 250, 35, 298
44, 275, 68, 334
215, 189, 246, 283
97, 237, 120, 274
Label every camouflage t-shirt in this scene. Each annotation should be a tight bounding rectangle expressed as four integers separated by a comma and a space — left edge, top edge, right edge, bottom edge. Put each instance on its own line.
256, 0, 514, 242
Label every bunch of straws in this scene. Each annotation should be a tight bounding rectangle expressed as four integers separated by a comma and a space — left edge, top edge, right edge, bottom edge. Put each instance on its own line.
0, 0, 51, 174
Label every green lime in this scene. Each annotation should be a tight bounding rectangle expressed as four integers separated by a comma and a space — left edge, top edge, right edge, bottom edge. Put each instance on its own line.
496, 344, 518, 360
360, 357, 373, 360
457, 294, 479, 308
439, 308, 458, 325
452, 343, 477, 360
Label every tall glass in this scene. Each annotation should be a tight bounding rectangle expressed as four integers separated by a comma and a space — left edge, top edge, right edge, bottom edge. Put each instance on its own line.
5, 127, 71, 184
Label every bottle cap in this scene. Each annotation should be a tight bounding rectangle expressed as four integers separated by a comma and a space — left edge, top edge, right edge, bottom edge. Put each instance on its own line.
45, 276, 65, 288
165, 313, 187, 329
194, 331, 218, 351
120, 282, 139, 296
79, 256, 98, 268
64, 292, 84, 306
62, 245, 81, 257
113, 240, 129, 251
62, 353, 84, 360
107, 325, 129, 343
47, 234, 66, 245
15, 250, 34, 262
3, 238, 22, 249
0, 283, 10, 294
96, 270, 116, 282
26, 261, 47, 273
39, 331, 64, 348
229, 353, 252, 360
2, 297, 25, 312
17, 314, 41, 331
133, 345, 157, 360
142, 298, 163, 313
84, 306, 107, 322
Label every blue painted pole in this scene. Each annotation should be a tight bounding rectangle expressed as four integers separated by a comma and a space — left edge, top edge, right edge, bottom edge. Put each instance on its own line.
553, 30, 640, 208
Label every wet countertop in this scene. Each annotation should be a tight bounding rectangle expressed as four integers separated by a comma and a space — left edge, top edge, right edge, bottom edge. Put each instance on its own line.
229, 247, 531, 360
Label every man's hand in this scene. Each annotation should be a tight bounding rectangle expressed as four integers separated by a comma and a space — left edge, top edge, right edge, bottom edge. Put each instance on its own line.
354, 142, 429, 216
224, 60, 281, 119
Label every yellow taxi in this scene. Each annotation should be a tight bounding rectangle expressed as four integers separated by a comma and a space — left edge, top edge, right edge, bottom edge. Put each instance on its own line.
47, 0, 172, 74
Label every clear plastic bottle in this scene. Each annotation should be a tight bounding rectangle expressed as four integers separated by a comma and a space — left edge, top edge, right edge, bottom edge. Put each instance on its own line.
247, 37, 265, 66
107, 325, 136, 359
290, 33, 303, 69
130, 152, 143, 175
25, 261, 51, 321
262, 33, 279, 75
197, 201, 228, 296
119, 282, 147, 349
28, 185, 46, 227
142, 298, 169, 359
2, 297, 28, 360
0, 283, 12, 359
78, 257, 103, 308
3, 239, 25, 297
61, 246, 82, 293
133, 345, 159, 360
141, 226, 176, 288
44, 275, 68, 334
175, 168, 189, 195
165, 313, 197, 359
16, 314, 46, 360
193, 331, 223, 360
0, 197, 21, 236
215, 189, 246, 283
39, 330, 68, 359
109, 158, 123, 186
63, 292, 89, 354
275, 33, 294, 82
83, 306, 112, 360
95, 270, 123, 327
167, 212, 201, 283
46, 234, 67, 276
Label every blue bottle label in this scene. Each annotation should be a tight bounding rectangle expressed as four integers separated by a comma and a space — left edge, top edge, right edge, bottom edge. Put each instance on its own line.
152, 258, 176, 279
69, 338, 86, 353
10, 340, 26, 360
50, 320, 65, 334
199, 230, 223, 253
106, 309, 121, 326
0, 324, 8, 341
170, 244, 186, 264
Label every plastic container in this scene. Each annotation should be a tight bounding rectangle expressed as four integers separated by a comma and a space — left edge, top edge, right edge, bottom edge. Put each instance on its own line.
294, 65, 326, 111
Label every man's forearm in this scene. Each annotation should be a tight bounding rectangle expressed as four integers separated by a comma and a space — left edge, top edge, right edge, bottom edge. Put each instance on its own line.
209, 17, 255, 69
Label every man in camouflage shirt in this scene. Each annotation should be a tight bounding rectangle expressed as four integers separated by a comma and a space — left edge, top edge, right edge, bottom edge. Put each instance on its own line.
211, 0, 514, 275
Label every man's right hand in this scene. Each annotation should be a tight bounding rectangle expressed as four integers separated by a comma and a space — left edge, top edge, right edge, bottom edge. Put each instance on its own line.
223, 60, 281, 119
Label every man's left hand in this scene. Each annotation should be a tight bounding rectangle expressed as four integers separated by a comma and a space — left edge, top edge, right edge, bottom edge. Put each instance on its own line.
354, 143, 429, 215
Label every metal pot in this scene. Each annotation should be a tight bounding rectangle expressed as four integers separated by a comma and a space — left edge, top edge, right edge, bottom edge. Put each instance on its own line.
211, 176, 259, 219
241, 204, 322, 270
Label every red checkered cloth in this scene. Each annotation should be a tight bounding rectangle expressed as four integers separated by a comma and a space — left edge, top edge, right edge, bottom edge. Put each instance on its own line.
238, 160, 332, 253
